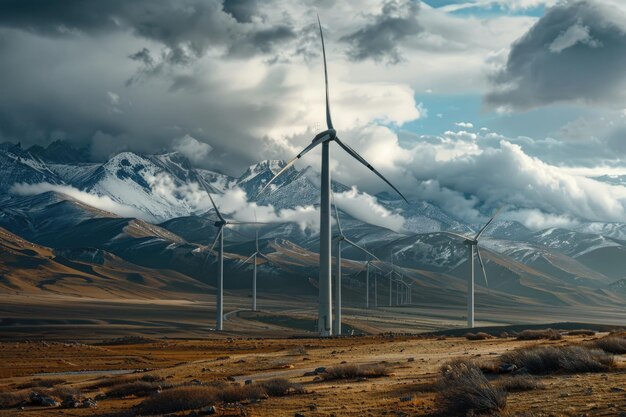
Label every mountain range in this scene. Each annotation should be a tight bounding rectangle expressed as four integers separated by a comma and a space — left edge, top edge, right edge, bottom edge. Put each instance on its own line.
1, 140, 625, 313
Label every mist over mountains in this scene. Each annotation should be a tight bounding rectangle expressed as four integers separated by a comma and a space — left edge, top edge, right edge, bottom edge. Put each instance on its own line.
1, 140, 625, 311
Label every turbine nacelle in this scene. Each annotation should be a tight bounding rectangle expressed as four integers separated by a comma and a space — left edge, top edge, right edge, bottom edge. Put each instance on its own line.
314, 128, 336, 142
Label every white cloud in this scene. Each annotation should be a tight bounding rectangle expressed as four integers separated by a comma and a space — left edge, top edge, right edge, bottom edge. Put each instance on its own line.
9, 182, 148, 220
503, 208, 579, 230
455, 122, 474, 129
334, 186, 405, 232
549, 20, 602, 53
172, 135, 213, 164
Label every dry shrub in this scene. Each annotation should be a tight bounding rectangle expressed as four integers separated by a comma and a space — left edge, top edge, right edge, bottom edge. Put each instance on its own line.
47, 386, 82, 400
437, 359, 507, 416
322, 363, 390, 381
566, 329, 596, 336
465, 332, 491, 341
497, 375, 543, 392
593, 336, 626, 354
17, 378, 65, 389
139, 386, 216, 415
517, 329, 562, 341
257, 378, 304, 396
89, 374, 162, 390
138, 378, 304, 415
500, 345, 614, 374
0, 391, 29, 408
107, 381, 164, 398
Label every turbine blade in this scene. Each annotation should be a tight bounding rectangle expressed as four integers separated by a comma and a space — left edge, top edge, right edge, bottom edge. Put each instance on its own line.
317, 15, 333, 130
193, 169, 225, 222
334, 137, 408, 203
258, 252, 272, 264
208, 227, 223, 254
474, 206, 503, 240
255, 228, 259, 252
228, 221, 280, 225
256, 133, 329, 197
476, 246, 488, 287
240, 252, 257, 267
331, 191, 344, 236
441, 231, 471, 241
344, 237, 379, 261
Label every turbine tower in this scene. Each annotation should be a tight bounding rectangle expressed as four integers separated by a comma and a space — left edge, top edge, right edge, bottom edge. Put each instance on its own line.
195, 172, 267, 331
332, 200, 380, 335
443, 208, 501, 328
258, 17, 407, 336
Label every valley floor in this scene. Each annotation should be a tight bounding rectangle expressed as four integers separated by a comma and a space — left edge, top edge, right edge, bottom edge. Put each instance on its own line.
0, 332, 625, 416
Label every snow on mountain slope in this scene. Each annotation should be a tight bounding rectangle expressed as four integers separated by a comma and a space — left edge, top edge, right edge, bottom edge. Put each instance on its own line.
0, 143, 62, 192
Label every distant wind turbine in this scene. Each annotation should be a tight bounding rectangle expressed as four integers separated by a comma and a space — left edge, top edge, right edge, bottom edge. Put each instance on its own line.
194, 172, 269, 331
332, 199, 380, 335
258, 16, 407, 336
365, 257, 384, 308
442, 208, 502, 328
237, 226, 273, 312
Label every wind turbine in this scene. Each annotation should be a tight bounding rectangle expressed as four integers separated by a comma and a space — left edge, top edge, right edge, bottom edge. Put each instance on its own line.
332, 200, 380, 335
238, 227, 272, 312
365, 258, 384, 308
258, 17, 407, 336
442, 208, 501, 328
386, 249, 402, 306
194, 172, 268, 331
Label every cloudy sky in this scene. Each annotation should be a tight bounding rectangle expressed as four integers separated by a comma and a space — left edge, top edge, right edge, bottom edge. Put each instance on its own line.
2, 0, 626, 227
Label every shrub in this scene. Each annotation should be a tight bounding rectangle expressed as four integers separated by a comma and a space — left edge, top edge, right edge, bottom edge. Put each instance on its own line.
566, 329, 596, 336
593, 336, 626, 354
517, 329, 562, 341
89, 374, 162, 390
322, 363, 390, 381
0, 391, 29, 408
465, 332, 491, 340
215, 384, 266, 403
258, 378, 304, 396
500, 345, 614, 374
107, 381, 163, 398
497, 375, 543, 392
437, 359, 507, 416
138, 386, 216, 415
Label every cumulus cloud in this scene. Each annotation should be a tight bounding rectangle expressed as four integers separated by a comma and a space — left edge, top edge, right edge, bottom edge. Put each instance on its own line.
486, 0, 626, 110
172, 135, 213, 164
333, 186, 405, 232
455, 122, 474, 129
9, 182, 148, 220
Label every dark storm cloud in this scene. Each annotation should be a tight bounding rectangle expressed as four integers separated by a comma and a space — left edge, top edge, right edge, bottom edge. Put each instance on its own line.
340, 0, 422, 64
486, 0, 626, 110
222, 0, 263, 23
0, 0, 295, 60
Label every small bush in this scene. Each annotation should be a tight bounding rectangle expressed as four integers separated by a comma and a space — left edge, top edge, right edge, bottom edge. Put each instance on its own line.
517, 329, 562, 341
500, 345, 614, 374
497, 375, 543, 392
215, 384, 266, 403
593, 336, 626, 354
0, 391, 29, 408
258, 378, 304, 396
322, 363, 390, 381
107, 381, 163, 398
139, 386, 216, 415
566, 329, 596, 336
465, 332, 491, 340
17, 378, 66, 389
437, 360, 507, 416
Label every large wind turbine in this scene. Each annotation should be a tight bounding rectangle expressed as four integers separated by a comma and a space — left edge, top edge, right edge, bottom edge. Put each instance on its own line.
258, 17, 407, 336
443, 208, 501, 328
194, 172, 267, 331
332, 201, 380, 335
